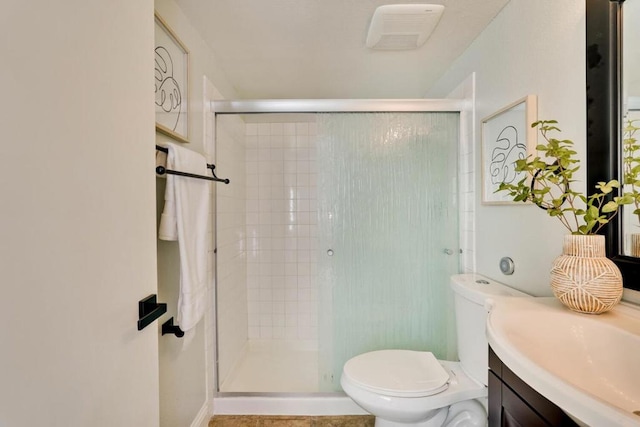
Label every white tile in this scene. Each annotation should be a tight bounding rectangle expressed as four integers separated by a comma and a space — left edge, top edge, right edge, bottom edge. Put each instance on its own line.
259, 276, 272, 289
246, 123, 258, 136
298, 238, 311, 250
284, 161, 297, 174
297, 174, 310, 186
260, 314, 273, 326
297, 161, 310, 173
259, 200, 273, 212
285, 313, 297, 326
247, 263, 260, 276
283, 123, 296, 135
272, 276, 286, 290
247, 289, 259, 302
259, 212, 273, 224
259, 224, 272, 237
246, 149, 258, 162
271, 263, 285, 276
273, 301, 285, 313
297, 250, 311, 263
259, 251, 272, 264
298, 263, 310, 276
285, 276, 298, 289
272, 326, 285, 338
298, 212, 311, 224
246, 161, 258, 173
285, 326, 298, 339
297, 276, 311, 287
272, 237, 285, 251
245, 135, 258, 148
258, 123, 271, 135
260, 327, 273, 339
259, 301, 272, 314
285, 238, 297, 250
270, 123, 284, 135
285, 251, 297, 263
285, 263, 298, 276
271, 148, 284, 161
283, 135, 297, 148
259, 263, 272, 275
271, 187, 285, 200
295, 123, 309, 135
246, 212, 260, 225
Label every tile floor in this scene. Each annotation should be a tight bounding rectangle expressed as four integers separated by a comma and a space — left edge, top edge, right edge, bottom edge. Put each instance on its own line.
209, 415, 374, 427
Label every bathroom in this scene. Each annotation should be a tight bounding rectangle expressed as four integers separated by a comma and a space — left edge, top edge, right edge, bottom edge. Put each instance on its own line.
3, 0, 639, 427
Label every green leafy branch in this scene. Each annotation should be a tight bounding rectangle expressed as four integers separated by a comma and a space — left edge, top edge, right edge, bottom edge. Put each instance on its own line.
623, 119, 640, 222
497, 120, 633, 235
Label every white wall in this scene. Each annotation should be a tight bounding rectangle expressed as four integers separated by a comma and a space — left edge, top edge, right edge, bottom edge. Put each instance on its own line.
0, 1, 159, 426
154, 0, 239, 424
428, 0, 586, 296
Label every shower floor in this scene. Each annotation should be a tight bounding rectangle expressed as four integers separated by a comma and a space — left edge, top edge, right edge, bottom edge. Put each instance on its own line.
220, 340, 319, 392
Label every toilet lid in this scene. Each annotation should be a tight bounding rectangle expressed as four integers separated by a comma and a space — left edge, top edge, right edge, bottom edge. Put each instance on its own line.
343, 350, 450, 397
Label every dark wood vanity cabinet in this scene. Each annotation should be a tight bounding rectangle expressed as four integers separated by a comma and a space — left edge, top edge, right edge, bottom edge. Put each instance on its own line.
488, 347, 579, 427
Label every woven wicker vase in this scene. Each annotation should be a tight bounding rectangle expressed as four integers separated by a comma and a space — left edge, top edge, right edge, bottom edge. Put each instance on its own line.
631, 234, 640, 257
550, 235, 622, 314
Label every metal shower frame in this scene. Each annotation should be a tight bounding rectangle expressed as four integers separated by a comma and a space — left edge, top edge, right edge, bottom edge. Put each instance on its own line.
209, 98, 467, 399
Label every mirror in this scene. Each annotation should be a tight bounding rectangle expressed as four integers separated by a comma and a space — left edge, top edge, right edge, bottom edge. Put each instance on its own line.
586, 0, 640, 290
622, 0, 640, 257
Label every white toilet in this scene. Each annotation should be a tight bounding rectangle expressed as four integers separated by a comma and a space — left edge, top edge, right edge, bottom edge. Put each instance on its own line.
340, 274, 528, 427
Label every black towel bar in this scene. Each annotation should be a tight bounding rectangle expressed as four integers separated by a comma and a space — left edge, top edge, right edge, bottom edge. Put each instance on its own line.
155, 145, 230, 184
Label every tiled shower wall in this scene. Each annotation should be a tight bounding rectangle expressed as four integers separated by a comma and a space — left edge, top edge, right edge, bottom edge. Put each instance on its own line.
245, 121, 319, 342
215, 115, 248, 383
450, 76, 476, 274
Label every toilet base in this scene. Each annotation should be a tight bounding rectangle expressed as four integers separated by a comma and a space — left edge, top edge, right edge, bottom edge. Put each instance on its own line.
373, 399, 486, 427
374, 407, 449, 427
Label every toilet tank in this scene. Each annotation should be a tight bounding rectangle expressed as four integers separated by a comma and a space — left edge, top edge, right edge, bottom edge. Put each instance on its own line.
450, 274, 529, 386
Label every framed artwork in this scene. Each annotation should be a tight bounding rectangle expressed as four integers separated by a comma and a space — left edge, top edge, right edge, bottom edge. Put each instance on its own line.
155, 12, 189, 143
481, 95, 538, 204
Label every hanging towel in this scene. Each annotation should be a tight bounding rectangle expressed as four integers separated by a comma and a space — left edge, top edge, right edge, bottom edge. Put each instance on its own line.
158, 142, 210, 333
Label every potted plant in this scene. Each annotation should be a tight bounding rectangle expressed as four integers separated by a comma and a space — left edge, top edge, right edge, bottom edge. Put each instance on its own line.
623, 119, 640, 256
497, 120, 632, 314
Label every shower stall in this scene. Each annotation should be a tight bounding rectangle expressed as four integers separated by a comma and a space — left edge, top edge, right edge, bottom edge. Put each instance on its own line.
212, 99, 472, 408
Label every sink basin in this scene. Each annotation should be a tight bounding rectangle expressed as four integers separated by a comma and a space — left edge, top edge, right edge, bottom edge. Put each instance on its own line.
487, 296, 640, 426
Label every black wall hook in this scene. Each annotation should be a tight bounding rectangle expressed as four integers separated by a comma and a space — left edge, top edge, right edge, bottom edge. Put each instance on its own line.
137, 294, 167, 331
162, 317, 184, 338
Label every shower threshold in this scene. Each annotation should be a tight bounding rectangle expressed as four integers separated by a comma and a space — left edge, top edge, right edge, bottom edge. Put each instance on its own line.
212, 393, 367, 416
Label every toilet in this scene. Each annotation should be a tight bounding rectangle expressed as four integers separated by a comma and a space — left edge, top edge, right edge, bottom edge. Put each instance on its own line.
340, 274, 528, 427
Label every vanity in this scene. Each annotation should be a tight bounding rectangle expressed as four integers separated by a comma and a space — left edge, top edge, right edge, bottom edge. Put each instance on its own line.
488, 347, 578, 427
486, 297, 640, 426
484, 1, 640, 423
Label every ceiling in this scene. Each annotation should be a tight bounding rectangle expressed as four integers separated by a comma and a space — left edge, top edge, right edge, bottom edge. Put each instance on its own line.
175, 0, 511, 99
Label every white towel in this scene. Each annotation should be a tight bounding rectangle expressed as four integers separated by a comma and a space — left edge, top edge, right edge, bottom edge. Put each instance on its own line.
158, 142, 210, 333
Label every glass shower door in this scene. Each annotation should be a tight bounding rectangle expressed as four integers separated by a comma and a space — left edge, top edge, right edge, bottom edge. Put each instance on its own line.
316, 113, 460, 391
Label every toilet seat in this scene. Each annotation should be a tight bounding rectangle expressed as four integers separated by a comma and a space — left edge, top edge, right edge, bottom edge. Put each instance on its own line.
342, 350, 450, 397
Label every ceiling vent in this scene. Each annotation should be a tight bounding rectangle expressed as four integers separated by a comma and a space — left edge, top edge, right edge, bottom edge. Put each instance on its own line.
366, 4, 445, 50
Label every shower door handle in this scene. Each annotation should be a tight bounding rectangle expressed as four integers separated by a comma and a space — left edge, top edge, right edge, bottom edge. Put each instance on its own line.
443, 249, 454, 255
